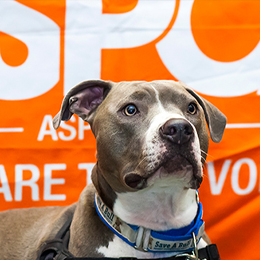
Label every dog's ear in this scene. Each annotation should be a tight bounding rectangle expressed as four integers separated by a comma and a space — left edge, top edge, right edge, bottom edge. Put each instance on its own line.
180, 82, 227, 143
53, 80, 113, 129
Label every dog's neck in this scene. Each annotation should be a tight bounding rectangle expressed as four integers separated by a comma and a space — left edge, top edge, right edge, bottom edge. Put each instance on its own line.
113, 177, 198, 231
91, 165, 117, 210
92, 165, 199, 232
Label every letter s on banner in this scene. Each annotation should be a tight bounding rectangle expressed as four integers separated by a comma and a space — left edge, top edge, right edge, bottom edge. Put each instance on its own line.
64, 0, 176, 93
0, 0, 59, 100
156, 0, 260, 97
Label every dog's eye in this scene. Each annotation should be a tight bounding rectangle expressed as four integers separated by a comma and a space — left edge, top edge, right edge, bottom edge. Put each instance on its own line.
124, 104, 138, 116
188, 103, 197, 115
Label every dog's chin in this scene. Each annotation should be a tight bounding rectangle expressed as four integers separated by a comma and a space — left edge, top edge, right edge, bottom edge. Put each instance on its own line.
162, 156, 203, 189
124, 156, 202, 190
189, 176, 203, 189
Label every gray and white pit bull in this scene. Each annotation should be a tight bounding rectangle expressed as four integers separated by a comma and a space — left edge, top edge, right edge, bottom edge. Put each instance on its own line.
0, 80, 226, 259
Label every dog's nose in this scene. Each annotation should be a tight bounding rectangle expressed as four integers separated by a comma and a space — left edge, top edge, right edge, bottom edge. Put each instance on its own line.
160, 118, 193, 144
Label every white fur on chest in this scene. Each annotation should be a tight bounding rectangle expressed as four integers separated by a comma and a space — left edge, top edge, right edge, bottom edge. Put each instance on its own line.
97, 235, 179, 258
97, 234, 207, 258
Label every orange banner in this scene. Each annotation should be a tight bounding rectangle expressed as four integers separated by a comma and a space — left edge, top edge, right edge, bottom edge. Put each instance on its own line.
1, 1, 260, 259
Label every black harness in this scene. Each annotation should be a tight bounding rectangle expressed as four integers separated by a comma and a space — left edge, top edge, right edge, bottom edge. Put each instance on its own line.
37, 218, 220, 260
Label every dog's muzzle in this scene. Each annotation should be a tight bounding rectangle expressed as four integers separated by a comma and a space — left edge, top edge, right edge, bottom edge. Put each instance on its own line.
124, 118, 202, 190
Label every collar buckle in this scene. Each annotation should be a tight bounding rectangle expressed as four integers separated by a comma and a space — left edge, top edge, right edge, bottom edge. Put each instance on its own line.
134, 226, 151, 252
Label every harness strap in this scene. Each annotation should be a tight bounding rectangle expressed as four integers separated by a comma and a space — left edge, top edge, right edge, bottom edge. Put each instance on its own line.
37, 218, 74, 260
197, 244, 220, 260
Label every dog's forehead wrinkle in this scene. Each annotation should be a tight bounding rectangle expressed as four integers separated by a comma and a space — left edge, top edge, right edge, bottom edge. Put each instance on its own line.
112, 81, 187, 109
150, 82, 201, 116
106, 84, 158, 113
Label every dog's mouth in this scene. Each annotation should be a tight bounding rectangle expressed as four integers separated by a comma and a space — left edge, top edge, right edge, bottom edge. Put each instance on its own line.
124, 155, 202, 190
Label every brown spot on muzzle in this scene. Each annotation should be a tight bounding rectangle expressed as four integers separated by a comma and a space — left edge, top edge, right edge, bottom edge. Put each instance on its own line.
124, 173, 147, 189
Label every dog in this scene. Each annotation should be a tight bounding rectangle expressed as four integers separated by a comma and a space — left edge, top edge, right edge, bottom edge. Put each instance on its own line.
0, 80, 226, 259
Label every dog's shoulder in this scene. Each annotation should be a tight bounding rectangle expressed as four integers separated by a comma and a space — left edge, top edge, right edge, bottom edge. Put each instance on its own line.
0, 203, 77, 260
69, 184, 116, 257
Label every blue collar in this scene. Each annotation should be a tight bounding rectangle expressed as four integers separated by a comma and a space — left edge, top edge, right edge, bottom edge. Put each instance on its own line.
94, 193, 205, 253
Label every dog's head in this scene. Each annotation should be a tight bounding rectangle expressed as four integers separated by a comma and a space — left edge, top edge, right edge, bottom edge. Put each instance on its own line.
53, 80, 226, 196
